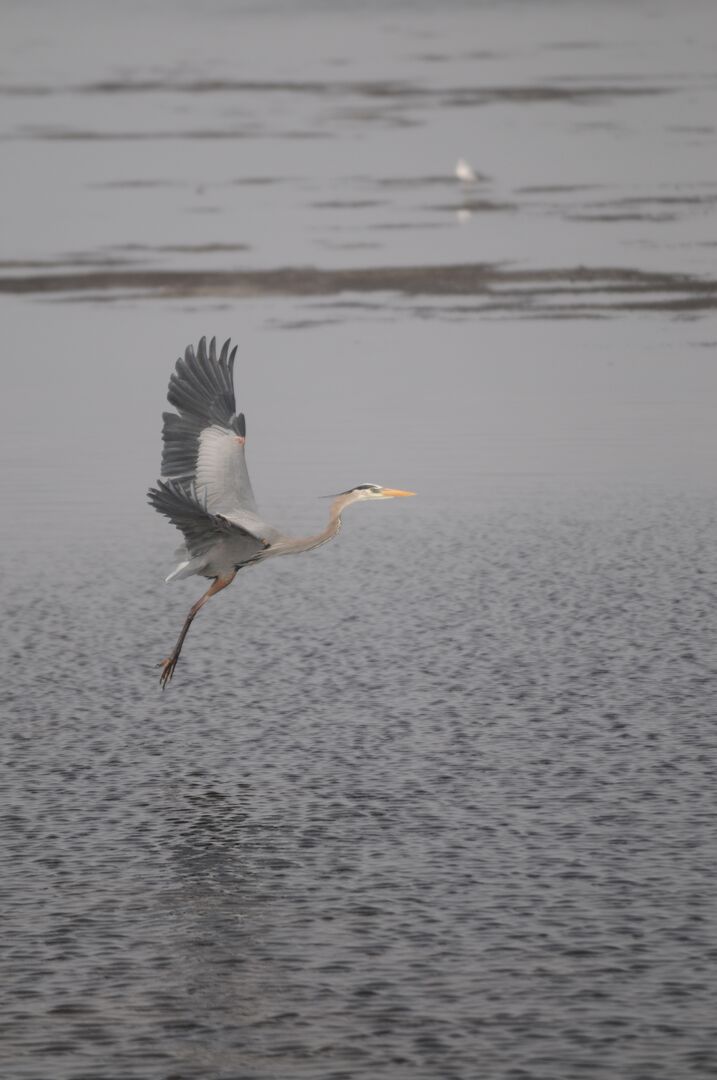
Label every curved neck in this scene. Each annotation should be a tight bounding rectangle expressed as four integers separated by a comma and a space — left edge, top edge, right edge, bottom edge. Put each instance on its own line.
286, 492, 355, 556
307, 493, 351, 551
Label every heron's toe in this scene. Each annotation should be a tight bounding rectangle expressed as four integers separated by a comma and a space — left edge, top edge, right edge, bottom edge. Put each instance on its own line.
159, 655, 178, 689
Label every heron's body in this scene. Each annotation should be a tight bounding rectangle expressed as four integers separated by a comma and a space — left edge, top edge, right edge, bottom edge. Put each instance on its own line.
148, 337, 414, 687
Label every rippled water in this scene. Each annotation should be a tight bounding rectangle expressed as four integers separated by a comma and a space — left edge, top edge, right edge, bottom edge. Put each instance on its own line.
2, 1, 717, 1077
3, 494, 717, 1079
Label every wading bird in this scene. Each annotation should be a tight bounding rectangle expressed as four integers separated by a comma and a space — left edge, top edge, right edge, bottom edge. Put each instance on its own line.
148, 337, 415, 688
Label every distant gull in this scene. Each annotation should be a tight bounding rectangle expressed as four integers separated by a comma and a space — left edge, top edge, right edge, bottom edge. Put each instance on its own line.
455, 158, 478, 183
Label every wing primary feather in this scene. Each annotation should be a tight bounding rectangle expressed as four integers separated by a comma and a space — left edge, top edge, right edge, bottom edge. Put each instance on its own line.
204, 335, 228, 397
194, 337, 213, 393
169, 343, 236, 422
157, 336, 257, 513
187, 339, 207, 388
204, 336, 223, 394
169, 357, 207, 413
176, 356, 206, 398
195, 337, 214, 395
181, 345, 217, 412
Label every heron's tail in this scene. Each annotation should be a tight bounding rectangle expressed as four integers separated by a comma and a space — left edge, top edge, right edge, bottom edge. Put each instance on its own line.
165, 555, 208, 583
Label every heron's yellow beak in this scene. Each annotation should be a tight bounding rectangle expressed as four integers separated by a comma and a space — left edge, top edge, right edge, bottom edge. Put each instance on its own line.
381, 488, 416, 498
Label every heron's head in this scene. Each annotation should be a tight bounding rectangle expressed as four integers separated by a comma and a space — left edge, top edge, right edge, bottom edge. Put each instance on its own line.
333, 483, 416, 503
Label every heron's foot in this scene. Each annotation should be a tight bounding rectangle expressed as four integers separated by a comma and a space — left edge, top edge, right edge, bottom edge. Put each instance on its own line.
159, 653, 179, 689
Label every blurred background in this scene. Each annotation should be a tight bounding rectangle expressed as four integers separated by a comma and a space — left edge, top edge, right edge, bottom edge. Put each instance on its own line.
2, 2, 717, 1078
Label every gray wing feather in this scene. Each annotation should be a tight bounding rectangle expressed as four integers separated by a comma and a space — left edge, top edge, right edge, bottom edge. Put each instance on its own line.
160, 336, 257, 514
166, 337, 235, 427
147, 478, 268, 559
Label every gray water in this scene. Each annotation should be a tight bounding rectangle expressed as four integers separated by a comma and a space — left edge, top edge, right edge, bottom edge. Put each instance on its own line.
2, 2, 717, 1078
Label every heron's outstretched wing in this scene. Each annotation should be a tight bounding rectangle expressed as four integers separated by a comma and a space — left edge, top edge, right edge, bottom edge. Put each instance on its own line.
161, 336, 258, 514
147, 478, 268, 560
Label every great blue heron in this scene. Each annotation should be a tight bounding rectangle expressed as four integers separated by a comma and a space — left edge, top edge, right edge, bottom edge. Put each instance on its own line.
148, 337, 415, 687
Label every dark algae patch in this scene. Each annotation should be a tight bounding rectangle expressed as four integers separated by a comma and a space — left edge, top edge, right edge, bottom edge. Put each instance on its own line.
2, 262, 716, 316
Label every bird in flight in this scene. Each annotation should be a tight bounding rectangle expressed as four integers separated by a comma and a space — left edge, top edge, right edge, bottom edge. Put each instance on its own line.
148, 337, 415, 687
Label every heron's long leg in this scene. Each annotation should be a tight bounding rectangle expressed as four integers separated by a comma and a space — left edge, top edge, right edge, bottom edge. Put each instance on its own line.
159, 571, 236, 689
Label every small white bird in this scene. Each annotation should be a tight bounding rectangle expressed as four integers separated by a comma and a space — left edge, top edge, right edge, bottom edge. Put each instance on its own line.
455, 158, 478, 183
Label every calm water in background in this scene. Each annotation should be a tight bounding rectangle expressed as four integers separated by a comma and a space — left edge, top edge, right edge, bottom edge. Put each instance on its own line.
2, 2, 717, 1078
